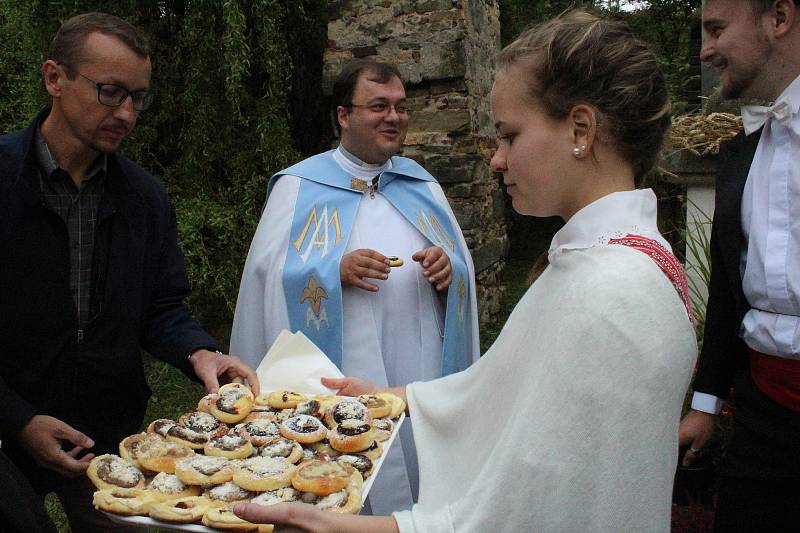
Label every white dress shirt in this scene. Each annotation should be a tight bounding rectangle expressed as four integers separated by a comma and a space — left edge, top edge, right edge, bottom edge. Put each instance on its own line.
692, 74, 800, 414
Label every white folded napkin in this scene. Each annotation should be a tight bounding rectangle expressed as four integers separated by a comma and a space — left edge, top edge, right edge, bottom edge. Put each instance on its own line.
255, 330, 343, 396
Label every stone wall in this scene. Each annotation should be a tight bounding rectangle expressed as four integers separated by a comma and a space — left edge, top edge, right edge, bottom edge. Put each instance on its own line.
325, 0, 507, 326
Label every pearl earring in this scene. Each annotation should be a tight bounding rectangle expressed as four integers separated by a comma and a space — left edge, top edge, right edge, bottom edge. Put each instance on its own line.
572, 145, 587, 158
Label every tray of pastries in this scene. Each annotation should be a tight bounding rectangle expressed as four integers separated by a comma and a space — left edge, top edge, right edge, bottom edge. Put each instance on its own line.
90, 383, 406, 532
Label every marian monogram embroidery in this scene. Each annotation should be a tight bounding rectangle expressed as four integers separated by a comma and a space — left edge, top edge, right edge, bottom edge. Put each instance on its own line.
292, 205, 343, 263
299, 275, 329, 331
416, 210, 455, 251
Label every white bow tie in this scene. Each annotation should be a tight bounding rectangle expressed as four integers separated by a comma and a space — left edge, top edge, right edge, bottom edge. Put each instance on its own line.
741, 97, 794, 135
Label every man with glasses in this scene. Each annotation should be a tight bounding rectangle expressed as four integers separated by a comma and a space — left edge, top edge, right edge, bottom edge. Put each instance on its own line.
231, 59, 479, 514
0, 12, 258, 531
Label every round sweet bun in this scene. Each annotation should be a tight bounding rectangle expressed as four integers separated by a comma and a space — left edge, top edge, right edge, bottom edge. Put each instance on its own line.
316, 468, 363, 514
267, 390, 307, 409
377, 392, 406, 418
166, 425, 209, 450
251, 487, 299, 507
336, 454, 374, 479
259, 438, 304, 464
233, 456, 297, 492
324, 398, 372, 429
328, 419, 376, 453
197, 393, 217, 413
87, 454, 145, 491
359, 439, 383, 461
93, 487, 154, 516
204, 434, 254, 460
357, 394, 391, 418
145, 472, 200, 502
149, 495, 212, 523
179, 410, 229, 438
280, 414, 327, 444
236, 418, 282, 447
290, 459, 351, 496
308, 440, 341, 459
202, 506, 271, 532
293, 399, 324, 419
203, 481, 255, 507
119, 432, 162, 469
208, 383, 255, 424
147, 419, 177, 438
385, 256, 404, 267
136, 438, 195, 474
175, 454, 235, 486
372, 418, 393, 442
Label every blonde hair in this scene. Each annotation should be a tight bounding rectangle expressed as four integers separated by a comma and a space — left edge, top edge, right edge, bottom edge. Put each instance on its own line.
497, 9, 671, 182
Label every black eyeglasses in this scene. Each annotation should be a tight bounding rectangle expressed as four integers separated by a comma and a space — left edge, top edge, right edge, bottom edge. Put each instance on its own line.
61, 64, 153, 112
347, 102, 409, 116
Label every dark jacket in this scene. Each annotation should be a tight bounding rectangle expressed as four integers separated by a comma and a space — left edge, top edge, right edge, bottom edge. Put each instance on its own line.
0, 111, 218, 491
692, 129, 762, 399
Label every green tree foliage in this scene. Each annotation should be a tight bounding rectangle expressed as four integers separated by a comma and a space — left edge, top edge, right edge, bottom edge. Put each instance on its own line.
1, 0, 328, 342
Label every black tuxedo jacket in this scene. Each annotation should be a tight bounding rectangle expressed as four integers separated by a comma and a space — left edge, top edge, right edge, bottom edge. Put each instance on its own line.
693, 128, 763, 399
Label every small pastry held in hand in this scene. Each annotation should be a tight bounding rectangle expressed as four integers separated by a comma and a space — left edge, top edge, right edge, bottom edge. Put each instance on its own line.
328, 419, 376, 453
208, 382, 255, 424
386, 256, 404, 267
87, 454, 146, 491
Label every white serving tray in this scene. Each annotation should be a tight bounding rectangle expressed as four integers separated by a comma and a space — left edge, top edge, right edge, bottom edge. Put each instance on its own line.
105, 412, 405, 531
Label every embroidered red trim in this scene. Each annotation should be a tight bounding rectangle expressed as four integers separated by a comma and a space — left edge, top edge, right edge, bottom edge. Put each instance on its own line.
608, 234, 695, 327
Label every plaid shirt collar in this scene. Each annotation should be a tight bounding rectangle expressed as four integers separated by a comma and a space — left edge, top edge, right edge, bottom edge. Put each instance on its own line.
34, 125, 107, 186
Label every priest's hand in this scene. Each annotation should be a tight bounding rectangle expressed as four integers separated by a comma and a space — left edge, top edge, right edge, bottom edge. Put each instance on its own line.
233, 502, 400, 533
340, 249, 391, 292
678, 409, 715, 466
17, 415, 95, 477
413, 246, 451, 292
189, 349, 260, 397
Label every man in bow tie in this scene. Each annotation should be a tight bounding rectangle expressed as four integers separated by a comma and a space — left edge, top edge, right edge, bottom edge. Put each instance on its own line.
679, 0, 800, 530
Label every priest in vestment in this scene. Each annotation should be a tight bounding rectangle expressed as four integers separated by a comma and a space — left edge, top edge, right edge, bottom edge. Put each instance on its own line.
230, 60, 479, 514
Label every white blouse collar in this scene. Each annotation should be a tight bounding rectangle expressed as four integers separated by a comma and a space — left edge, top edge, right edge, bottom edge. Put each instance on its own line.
333, 144, 392, 181
548, 189, 671, 261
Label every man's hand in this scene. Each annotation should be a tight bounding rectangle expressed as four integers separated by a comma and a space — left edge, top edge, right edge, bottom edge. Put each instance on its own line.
340, 249, 391, 292
678, 409, 716, 466
189, 349, 260, 396
17, 415, 95, 477
412, 246, 451, 292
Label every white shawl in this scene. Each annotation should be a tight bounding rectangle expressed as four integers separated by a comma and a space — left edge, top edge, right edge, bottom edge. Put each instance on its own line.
393, 189, 696, 532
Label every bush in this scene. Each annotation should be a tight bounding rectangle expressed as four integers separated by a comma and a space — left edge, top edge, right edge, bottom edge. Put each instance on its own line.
1, 1, 328, 344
